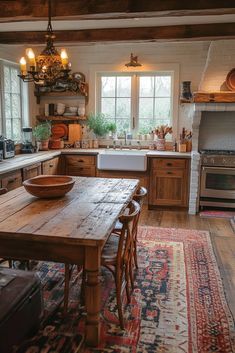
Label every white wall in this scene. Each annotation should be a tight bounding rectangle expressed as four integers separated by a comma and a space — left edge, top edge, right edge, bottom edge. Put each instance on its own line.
1, 39, 235, 135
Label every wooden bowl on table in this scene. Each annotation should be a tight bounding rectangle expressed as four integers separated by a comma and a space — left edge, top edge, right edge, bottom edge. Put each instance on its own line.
23, 175, 75, 198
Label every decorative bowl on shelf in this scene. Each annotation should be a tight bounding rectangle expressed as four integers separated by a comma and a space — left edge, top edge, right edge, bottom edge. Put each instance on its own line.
68, 106, 78, 114
23, 175, 75, 198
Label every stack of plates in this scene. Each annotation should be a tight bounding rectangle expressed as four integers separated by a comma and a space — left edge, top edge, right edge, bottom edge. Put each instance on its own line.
63, 112, 78, 116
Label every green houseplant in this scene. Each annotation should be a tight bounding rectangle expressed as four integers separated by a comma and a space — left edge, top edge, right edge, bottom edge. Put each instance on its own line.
87, 112, 109, 138
33, 122, 51, 151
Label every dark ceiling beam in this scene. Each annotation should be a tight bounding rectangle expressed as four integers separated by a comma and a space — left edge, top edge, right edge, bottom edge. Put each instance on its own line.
0, 0, 235, 21
1, 22, 235, 44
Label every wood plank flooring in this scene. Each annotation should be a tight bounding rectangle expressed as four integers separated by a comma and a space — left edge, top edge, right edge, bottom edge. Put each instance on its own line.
139, 206, 235, 317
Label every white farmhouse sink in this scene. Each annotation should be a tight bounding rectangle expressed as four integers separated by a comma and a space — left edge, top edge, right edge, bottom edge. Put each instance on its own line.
97, 149, 147, 171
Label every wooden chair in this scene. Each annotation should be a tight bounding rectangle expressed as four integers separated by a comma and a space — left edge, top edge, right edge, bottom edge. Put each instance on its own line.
63, 200, 140, 329
113, 186, 147, 269
100, 200, 140, 329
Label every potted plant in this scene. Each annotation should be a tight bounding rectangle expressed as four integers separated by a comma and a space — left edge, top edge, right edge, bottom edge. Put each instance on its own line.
87, 112, 110, 138
33, 122, 51, 151
107, 122, 117, 139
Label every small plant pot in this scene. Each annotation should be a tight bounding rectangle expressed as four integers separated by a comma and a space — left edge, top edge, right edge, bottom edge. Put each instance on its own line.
39, 140, 49, 151
156, 138, 166, 151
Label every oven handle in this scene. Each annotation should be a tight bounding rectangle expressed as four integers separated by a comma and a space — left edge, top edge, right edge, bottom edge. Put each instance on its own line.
202, 166, 235, 172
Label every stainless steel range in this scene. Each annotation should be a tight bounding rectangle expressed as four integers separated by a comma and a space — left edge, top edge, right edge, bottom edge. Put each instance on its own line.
200, 150, 235, 208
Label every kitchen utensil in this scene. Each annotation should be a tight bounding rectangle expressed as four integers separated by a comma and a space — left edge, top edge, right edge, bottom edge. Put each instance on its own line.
68, 124, 81, 143
51, 123, 68, 139
68, 106, 77, 114
23, 175, 75, 198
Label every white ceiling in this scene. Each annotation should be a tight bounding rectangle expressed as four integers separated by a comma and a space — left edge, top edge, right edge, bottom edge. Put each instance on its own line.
0, 14, 235, 32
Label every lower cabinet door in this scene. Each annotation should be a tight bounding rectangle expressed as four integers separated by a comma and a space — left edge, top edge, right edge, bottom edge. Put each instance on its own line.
42, 157, 59, 175
1, 170, 23, 191
149, 169, 188, 207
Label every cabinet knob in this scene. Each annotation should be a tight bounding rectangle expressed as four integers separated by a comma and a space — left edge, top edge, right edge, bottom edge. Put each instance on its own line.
167, 171, 173, 175
78, 160, 84, 163
49, 164, 54, 167
166, 163, 172, 166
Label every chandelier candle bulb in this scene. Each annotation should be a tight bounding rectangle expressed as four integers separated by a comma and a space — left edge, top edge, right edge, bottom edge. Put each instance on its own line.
61, 49, 69, 69
26, 48, 36, 71
20, 57, 27, 76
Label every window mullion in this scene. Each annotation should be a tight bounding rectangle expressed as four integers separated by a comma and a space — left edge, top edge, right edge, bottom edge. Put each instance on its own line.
132, 74, 138, 136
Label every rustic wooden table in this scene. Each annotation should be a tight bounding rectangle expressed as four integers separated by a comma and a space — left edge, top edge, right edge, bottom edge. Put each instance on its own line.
0, 177, 139, 346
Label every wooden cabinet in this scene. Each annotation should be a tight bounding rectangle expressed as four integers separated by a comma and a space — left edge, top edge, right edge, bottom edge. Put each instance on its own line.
42, 157, 60, 175
149, 158, 190, 208
22, 163, 42, 181
0, 170, 22, 191
65, 154, 96, 177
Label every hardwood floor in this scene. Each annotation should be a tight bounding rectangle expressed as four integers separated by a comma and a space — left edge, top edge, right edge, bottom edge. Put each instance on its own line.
139, 206, 235, 317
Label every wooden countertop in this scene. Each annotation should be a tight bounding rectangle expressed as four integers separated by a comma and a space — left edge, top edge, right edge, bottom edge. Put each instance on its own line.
0, 149, 191, 175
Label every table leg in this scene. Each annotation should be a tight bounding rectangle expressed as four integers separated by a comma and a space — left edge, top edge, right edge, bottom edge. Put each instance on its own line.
84, 246, 101, 346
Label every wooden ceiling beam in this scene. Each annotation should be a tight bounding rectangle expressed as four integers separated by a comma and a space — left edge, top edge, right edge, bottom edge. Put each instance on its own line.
0, 0, 235, 21
0, 22, 235, 44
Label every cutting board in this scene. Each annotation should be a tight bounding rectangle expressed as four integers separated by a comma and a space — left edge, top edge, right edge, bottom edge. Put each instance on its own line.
51, 124, 68, 139
68, 124, 82, 143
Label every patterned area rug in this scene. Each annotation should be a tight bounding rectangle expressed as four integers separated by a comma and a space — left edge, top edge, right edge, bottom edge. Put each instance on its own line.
15, 227, 235, 353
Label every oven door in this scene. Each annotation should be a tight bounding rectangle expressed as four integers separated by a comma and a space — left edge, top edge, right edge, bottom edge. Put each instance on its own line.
201, 166, 235, 198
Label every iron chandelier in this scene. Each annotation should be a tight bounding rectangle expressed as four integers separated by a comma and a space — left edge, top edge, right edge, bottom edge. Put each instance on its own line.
19, 0, 70, 86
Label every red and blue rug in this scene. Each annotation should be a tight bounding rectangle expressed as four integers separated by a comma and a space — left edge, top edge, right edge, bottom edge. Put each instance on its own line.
15, 227, 235, 353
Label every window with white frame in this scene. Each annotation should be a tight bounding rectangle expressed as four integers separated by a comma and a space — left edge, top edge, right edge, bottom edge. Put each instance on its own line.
97, 72, 173, 136
0, 60, 26, 142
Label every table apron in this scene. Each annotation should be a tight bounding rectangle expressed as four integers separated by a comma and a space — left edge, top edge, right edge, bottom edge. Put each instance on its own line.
0, 238, 86, 264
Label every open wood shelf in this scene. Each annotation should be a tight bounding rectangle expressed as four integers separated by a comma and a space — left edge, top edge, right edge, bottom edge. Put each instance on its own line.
36, 115, 87, 122
34, 90, 88, 104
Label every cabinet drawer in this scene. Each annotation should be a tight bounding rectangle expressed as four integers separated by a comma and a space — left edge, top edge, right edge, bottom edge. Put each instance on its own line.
155, 169, 184, 178
67, 165, 96, 177
65, 155, 96, 166
23, 163, 41, 181
151, 158, 186, 169
1, 170, 22, 191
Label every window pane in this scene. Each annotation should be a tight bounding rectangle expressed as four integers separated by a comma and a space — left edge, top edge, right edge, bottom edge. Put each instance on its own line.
12, 94, 21, 119
116, 98, 131, 118
155, 76, 171, 96
139, 118, 155, 134
4, 93, 11, 119
139, 98, 154, 119
101, 98, 115, 118
116, 119, 130, 133
12, 119, 21, 141
11, 68, 20, 94
101, 77, 115, 97
117, 77, 131, 97
139, 77, 154, 97
4, 66, 10, 92
155, 97, 171, 121
5, 119, 12, 139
